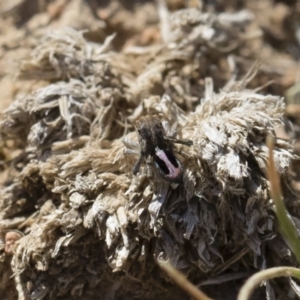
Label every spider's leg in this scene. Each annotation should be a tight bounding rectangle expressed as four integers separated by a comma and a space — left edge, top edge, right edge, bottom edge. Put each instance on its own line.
170, 122, 178, 138
162, 120, 177, 137
175, 147, 190, 159
123, 137, 139, 149
145, 155, 153, 177
164, 136, 193, 146
132, 154, 143, 175
124, 148, 139, 155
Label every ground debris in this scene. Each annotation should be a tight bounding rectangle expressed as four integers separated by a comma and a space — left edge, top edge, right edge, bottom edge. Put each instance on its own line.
0, 1, 299, 300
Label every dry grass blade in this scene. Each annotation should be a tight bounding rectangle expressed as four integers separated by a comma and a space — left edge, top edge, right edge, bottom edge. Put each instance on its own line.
158, 259, 213, 300
238, 135, 300, 299
237, 267, 300, 300
266, 135, 300, 262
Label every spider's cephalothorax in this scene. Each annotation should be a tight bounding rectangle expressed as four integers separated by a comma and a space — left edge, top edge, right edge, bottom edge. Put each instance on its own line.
132, 116, 192, 183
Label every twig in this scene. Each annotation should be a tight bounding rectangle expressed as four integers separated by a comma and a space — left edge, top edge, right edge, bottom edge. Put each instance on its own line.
158, 259, 212, 300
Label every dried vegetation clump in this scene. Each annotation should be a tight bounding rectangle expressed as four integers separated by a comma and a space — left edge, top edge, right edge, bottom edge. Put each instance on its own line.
0, 0, 300, 299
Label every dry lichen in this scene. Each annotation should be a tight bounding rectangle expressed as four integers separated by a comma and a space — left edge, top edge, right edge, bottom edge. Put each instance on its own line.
0, 3, 299, 300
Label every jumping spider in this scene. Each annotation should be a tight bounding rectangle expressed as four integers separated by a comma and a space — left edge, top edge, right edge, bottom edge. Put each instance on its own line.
124, 116, 193, 183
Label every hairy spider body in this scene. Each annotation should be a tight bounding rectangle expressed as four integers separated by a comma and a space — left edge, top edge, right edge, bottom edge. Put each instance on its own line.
132, 116, 192, 183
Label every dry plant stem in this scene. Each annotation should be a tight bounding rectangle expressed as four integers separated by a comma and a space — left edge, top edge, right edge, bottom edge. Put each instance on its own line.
237, 266, 300, 300
266, 135, 300, 262
158, 260, 212, 300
